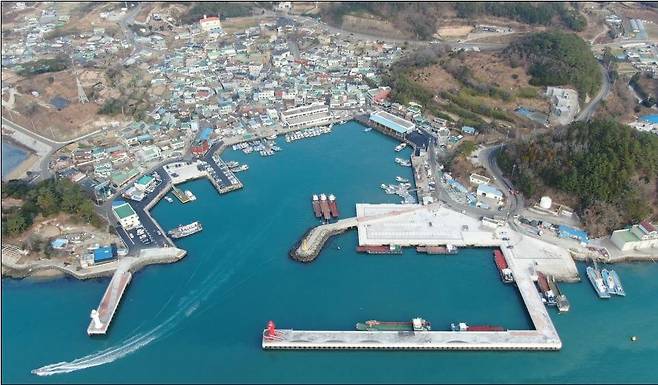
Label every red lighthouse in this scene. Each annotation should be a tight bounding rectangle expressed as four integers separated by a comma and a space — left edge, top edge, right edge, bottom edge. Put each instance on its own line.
265, 320, 276, 339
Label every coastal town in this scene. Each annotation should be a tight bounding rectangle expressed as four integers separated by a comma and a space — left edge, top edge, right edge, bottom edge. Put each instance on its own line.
2, 2, 658, 381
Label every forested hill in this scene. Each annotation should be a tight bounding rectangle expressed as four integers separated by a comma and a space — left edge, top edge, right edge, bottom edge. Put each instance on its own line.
505, 31, 601, 103
319, 2, 587, 40
498, 120, 658, 236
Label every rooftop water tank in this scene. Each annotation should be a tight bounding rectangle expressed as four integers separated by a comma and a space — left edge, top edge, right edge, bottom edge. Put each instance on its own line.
540, 196, 552, 209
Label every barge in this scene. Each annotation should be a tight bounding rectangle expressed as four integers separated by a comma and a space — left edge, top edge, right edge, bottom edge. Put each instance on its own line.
328, 194, 340, 218
311, 195, 322, 218
493, 249, 513, 283
319, 194, 332, 220
356, 245, 403, 254
451, 323, 506, 332
356, 318, 431, 332
416, 245, 458, 254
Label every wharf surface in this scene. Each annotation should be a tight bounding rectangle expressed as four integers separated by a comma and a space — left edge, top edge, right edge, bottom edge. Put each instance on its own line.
267, 244, 561, 350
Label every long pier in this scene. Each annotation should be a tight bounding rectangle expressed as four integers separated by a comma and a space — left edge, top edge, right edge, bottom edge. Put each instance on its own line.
87, 267, 132, 335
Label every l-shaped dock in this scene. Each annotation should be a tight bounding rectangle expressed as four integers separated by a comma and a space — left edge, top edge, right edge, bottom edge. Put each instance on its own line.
272, 203, 575, 350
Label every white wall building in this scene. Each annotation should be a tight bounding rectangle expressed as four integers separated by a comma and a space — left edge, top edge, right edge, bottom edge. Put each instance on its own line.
280, 103, 331, 129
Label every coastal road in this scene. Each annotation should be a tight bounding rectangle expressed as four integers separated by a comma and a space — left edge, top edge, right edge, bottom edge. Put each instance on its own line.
2, 117, 105, 182
575, 63, 611, 122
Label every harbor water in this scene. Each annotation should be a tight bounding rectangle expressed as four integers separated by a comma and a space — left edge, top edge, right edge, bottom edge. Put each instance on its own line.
1, 140, 29, 179
2, 122, 658, 383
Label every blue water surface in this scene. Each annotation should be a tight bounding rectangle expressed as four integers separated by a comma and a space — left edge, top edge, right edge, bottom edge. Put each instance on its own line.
2, 122, 658, 383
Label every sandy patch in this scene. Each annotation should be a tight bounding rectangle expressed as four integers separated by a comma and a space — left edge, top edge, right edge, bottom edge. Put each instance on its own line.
437, 25, 473, 38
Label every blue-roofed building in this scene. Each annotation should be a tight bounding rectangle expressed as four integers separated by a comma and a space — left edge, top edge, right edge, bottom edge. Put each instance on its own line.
461, 126, 477, 135
447, 178, 469, 194
477, 184, 504, 201
51, 238, 69, 249
93, 246, 116, 264
369, 110, 416, 139
198, 127, 213, 141
558, 225, 589, 244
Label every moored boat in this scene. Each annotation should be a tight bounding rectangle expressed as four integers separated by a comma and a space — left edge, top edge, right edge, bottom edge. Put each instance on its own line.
356, 245, 402, 254
586, 266, 611, 299
610, 269, 625, 296
356, 317, 431, 332
328, 194, 340, 218
168, 221, 203, 239
493, 249, 514, 283
451, 322, 506, 332
311, 194, 322, 218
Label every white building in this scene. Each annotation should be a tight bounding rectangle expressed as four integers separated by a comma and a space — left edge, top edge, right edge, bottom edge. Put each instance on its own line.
476, 184, 504, 202
112, 201, 141, 230
199, 15, 222, 32
280, 103, 331, 129
611, 221, 658, 251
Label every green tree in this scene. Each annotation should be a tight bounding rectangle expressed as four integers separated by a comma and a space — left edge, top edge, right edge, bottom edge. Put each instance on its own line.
5, 212, 27, 235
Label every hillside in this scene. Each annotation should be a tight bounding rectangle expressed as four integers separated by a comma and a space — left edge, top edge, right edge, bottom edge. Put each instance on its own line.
497, 119, 658, 236
381, 46, 549, 136
504, 31, 601, 103
319, 2, 587, 40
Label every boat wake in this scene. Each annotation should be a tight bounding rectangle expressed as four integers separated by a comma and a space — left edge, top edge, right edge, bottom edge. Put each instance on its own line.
31, 243, 239, 377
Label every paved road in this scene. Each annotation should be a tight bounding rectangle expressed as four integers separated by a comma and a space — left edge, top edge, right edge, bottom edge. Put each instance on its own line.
2, 117, 105, 182
576, 63, 611, 122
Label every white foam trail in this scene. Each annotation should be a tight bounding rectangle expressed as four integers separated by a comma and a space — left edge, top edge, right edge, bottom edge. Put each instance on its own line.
32, 261, 237, 377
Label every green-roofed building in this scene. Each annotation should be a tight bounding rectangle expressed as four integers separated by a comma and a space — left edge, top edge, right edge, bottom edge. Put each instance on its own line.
112, 200, 141, 230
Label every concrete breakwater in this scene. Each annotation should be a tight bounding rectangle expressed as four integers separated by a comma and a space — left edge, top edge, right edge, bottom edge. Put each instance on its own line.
2, 247, 186, 281
290, 218, 358, 262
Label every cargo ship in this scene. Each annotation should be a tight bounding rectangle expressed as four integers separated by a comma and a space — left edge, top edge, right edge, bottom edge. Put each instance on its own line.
394, 143, 407, 152
536, 271, 557, 306
416, 245, 458, 254
356, 245, 403, 254
168, 221, 203, 239
319, 194, 332, 220
356, 317, 431, 332
451, 322, 506, 332
586, 266, 611, 299
610, 269, 626, 296
311, 194, 322, 218
328, 194, 340, 218
493, 249, 513, 283
548, 274, 570, 312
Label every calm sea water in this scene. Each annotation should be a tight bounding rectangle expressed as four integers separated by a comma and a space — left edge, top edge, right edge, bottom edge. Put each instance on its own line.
2, 122, 658, 383
1, 140, 29, 178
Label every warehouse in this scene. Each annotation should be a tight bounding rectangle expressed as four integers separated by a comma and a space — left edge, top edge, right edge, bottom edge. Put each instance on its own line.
369, 110, 416, 139
280, 103, 331, 129
611, 221, 658, 251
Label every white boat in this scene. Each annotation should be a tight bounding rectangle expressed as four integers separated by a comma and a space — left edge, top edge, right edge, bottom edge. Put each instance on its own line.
164, 196, 174, 203
394, 143, 407, 152
364, 127, 372, 132
184, 190, 197, 201
267, 134, 277, 140
396, 176, 409, 183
